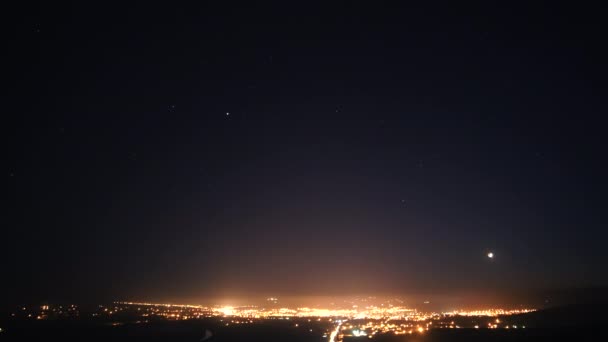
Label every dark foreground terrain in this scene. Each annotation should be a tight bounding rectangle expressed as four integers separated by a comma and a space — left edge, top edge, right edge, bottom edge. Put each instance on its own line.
2, 319, 607, 342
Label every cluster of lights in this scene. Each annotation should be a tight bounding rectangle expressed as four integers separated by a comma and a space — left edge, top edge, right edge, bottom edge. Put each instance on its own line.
89, 302, 536, 324
9, 300, 536, 340
443, 308, 535, 317
102, 301, 535, 341
116, 302, 207, 309
9, 304, 80, 320
339, 320, 430, 338
99, 302, 215, 320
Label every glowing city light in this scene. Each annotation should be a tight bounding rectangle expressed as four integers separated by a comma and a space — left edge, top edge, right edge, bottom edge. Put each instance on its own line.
219, 306, 235, 316
11, 301, 538, 340
352, 329, 367, 336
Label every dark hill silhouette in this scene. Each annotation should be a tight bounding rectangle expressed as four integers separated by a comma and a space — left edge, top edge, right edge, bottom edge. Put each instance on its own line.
510, 302, 606, 328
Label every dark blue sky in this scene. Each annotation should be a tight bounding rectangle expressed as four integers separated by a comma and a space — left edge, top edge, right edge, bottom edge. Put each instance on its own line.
5, 2, 608, 306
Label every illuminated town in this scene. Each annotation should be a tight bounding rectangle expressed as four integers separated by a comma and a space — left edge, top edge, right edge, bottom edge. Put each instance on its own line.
4, 298, 536, 341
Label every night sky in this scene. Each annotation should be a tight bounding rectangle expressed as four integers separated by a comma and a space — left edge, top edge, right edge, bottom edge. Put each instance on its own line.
5, 2, 608, 306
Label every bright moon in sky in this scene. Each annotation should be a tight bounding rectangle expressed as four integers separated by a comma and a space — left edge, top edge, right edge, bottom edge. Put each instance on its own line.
487, 252, 494, 259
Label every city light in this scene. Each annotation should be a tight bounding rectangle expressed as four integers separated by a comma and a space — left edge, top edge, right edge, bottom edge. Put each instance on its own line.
219, 306, 235, 316
8, 301, 538, 340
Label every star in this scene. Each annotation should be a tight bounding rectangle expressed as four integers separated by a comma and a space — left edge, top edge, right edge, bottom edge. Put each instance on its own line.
487, 252, 494, 259
226, 112, 230, 116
